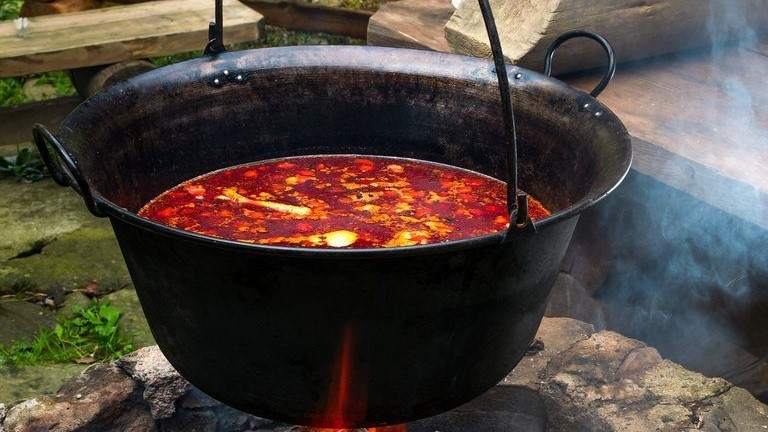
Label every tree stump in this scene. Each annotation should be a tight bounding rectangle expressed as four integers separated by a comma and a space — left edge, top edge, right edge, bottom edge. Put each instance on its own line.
69, 60, 157, 99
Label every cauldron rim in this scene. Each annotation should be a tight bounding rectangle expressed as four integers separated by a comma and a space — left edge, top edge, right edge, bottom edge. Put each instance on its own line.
62, 45, 632, 259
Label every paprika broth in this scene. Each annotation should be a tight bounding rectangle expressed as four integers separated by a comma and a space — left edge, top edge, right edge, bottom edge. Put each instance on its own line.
138, 155, 550, 248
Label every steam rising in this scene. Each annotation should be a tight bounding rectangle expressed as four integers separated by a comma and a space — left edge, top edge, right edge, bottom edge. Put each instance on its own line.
560, 0, 768, 401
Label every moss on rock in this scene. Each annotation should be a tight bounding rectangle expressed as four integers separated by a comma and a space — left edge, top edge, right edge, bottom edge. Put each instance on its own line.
0, 178, 91, 262
0, 219, 130, 295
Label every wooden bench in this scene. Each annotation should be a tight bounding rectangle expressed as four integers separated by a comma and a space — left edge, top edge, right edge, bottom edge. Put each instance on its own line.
368, 0, 768, 231
0, 0, 264, 78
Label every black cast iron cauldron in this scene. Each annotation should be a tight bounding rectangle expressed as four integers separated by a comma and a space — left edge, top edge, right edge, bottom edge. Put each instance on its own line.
34, 45, 631, 427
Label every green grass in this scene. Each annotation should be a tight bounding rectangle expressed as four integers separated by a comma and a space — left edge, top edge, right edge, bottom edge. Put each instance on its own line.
0, 77, 26, 107
0, 0, 22, 21
0, 301, 134, 366
149, 25, 361, 67
0, 146, 48, 182
0, 0, 80, 106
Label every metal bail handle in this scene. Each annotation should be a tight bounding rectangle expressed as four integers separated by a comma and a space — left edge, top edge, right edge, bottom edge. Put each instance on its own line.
477, 0, 536, 241
544, 30, 617, 98
203, 0, 226, 55
32, 124, 106, 218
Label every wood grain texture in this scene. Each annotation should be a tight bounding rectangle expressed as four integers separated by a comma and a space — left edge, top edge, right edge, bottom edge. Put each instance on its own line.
0, 0, 264, 78
562, 42, 768, 229
367, 0, 453, 52
0, 96, 81, 145
445, 0, 768, 74
241, 0, 372, 39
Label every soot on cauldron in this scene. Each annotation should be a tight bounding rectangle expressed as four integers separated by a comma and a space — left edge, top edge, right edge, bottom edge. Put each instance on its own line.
32, 0, 631, 427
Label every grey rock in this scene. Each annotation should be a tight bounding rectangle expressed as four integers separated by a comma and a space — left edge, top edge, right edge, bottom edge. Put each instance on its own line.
179, 388, 219, 410
700, 387, 768, 431
636, 360, 732, 402
160, 409, 217, 432
164, 396, 280, 432
212, 406, 254, 432
1, 402, 6, 425
55, 292, 92, 320
0, 300, 55, 346
2, 363, 155, 432
3, 318, 766, 432
0, 178, 88, 263
539, 330, 762, 432
117, 346, 191, 419
616, 346, 663, 378
0, 364, 87, 405
0, 219, 130, 295
501, 317, 595, 390
408, 385, 546, 432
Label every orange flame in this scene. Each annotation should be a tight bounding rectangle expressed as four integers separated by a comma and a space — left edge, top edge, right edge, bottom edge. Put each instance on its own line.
317, 324, 407, 432
308, 427, 407, 432
322, 323, 368, 428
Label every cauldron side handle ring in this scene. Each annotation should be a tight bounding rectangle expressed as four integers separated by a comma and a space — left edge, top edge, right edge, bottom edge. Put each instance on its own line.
544, 30, 617, 98
33, 123, 106, 218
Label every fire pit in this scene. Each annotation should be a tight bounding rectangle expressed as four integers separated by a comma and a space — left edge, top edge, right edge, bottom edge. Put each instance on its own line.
31, 1, 631, 427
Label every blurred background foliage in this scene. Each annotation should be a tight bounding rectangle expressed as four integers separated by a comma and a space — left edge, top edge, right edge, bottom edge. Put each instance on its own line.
0, 0, 394, 107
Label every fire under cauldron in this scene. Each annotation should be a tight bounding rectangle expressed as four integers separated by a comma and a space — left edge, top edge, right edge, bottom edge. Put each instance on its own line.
33, 4, 631, 427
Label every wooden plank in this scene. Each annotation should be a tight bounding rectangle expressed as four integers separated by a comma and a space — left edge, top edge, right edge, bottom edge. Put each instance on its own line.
0, 96, 81, 146
630, 136, 768, 231
445, 0, 768, 74
367, 0, 453, 52
557, 43, 768, 229
240, 0, 372, 39
0, 0, 264, 78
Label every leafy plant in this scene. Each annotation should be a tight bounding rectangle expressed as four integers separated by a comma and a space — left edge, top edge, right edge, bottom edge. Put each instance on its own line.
0, 0, 22, 21
1, 72, 77, 108
303, 0, 388, 11
33, 71, 77, 98
0, 147, 48, 182
0, 301, 134, 366
0, 77, 26, 107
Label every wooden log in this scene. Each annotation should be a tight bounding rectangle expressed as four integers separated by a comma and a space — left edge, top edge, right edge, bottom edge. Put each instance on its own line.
0, 0, 264, 78
240, 0, 372, 39
367, 0, 454, 52
69, 60, 157, 98
445, 0, 768, 73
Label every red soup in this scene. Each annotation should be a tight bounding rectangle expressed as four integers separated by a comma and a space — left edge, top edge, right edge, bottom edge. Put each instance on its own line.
138, 155, 550, 248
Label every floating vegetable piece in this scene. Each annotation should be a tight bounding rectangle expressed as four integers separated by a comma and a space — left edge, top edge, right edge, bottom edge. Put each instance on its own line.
384, 230, 429, 248
323, 230, 359, 248
185, 184, 206, 196
219, 188, 311, 217
139, 155, 550, 248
